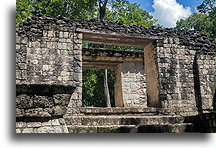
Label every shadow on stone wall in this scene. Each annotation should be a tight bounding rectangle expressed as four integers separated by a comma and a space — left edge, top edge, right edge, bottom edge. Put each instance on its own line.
193, 53, 202, 113
213, 92, 216, 112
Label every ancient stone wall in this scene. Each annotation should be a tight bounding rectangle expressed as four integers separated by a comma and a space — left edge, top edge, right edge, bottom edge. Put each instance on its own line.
199, 112, 216, 132
196, 53, 215, 111
156, 38, 198, 116
16, 15, 216, 133
16, 16, 83, 132
120, 62, 147, 107
16, 117, 69, 133
144, 42, 160, 107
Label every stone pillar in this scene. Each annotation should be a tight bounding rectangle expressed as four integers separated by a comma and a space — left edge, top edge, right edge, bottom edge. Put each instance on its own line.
196, 53, 215, 112
144, 41, 160, 107
114, 64, 124, 107
66, 32, 83, 115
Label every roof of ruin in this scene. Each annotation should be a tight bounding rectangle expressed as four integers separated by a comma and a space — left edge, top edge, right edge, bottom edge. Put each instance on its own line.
16, 15, 215, 52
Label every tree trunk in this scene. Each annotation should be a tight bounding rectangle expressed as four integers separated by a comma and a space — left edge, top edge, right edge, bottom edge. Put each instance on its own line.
98, 0, 108, 20
104, 69, 111, 107
99, 0, 111, 107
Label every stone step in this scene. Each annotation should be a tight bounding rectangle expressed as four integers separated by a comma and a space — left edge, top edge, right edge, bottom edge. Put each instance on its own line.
64, 115, 185, 126
79, 107, 174, 115
67, 125, 136, 133
67, 123, 195, 133
137, 123, 196, 133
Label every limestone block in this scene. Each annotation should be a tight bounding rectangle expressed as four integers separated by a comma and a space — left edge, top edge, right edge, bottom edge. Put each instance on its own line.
21, 37, 28, 44
26, 122, 42, 128
48, 31, 54, 37
51, 105, 67, 116
74, 43, 82, 49
51, 119, 61, 126
16, 122, 27, 128
63, 32, 69, 38
74, 33, 82, 39
32, 41, 40, 48
16, 129, 22, 133
16, 36, 21, 44
16, 71, 22, 80
16, 94, 33, 109
53, 94, 71, 106
33, 95, 54, 108
22, 128, 34, 133
41, 119, 52, 126
37, 126, 53, 133
16, 108, 24, 117
59, 32, 64, 38
24, 108, 51, 117
52, 126, 64, 133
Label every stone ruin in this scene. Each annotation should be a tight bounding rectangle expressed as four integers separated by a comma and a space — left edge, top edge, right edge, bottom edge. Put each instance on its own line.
16, 15, 215, 133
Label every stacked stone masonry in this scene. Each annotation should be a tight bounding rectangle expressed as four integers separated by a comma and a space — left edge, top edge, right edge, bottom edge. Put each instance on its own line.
16, 28, 82, 87
196, 53, 215, 111
156, 38, 199, 116
16, 15, 216, 133
120, 62, 147, 107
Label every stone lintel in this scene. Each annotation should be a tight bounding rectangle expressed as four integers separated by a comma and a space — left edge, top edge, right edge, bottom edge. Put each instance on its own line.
79, 29, 155, 48
82, 48, 144, 63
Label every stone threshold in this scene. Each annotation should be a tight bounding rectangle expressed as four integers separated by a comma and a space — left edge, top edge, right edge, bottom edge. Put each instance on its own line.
78, 107, 174, 115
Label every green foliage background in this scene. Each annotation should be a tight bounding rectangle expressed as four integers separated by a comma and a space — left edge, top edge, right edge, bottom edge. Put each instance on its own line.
176, 0, 216, 41
82, 69, 115, 107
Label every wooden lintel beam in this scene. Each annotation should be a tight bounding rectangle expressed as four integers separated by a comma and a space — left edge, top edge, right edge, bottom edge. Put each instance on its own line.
83, 55, 143, 62
76, 28, 162, 40
83, 61, 120, 69
83, 33, 151, 48
83, 38, 149, 48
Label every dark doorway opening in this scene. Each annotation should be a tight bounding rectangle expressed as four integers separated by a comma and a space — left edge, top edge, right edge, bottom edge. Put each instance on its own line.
82, 68, 115, 107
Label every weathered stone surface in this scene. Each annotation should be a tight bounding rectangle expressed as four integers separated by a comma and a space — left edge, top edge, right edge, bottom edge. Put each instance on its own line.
16, 117, 69, 133
51, 106, 67, 116
26, 122, 42, 128
16, 16, 215, 133
16, 15, 215, 52
120, 62, 147, 107
33, 95, 54, 108
16, 121, 27, 128
196, 54, 215, 111
155, 39, 207, 114
22, 128, 34, 133
53, 94, 71, 106
16, 108, 24, 117
24, 108, 51, 117
16, 94, 33, 109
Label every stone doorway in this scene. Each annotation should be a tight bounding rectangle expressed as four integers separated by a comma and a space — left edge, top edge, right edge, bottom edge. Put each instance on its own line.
82, 59, 124, 107
82, 68, 116, 107
82, 47, 153, 108
80, 31, 161, 108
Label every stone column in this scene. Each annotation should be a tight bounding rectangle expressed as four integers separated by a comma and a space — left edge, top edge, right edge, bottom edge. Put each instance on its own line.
144, 41, 160, 107
66, 33, 83, 115
114, 64, 124, 107
196, 53, 215, 112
